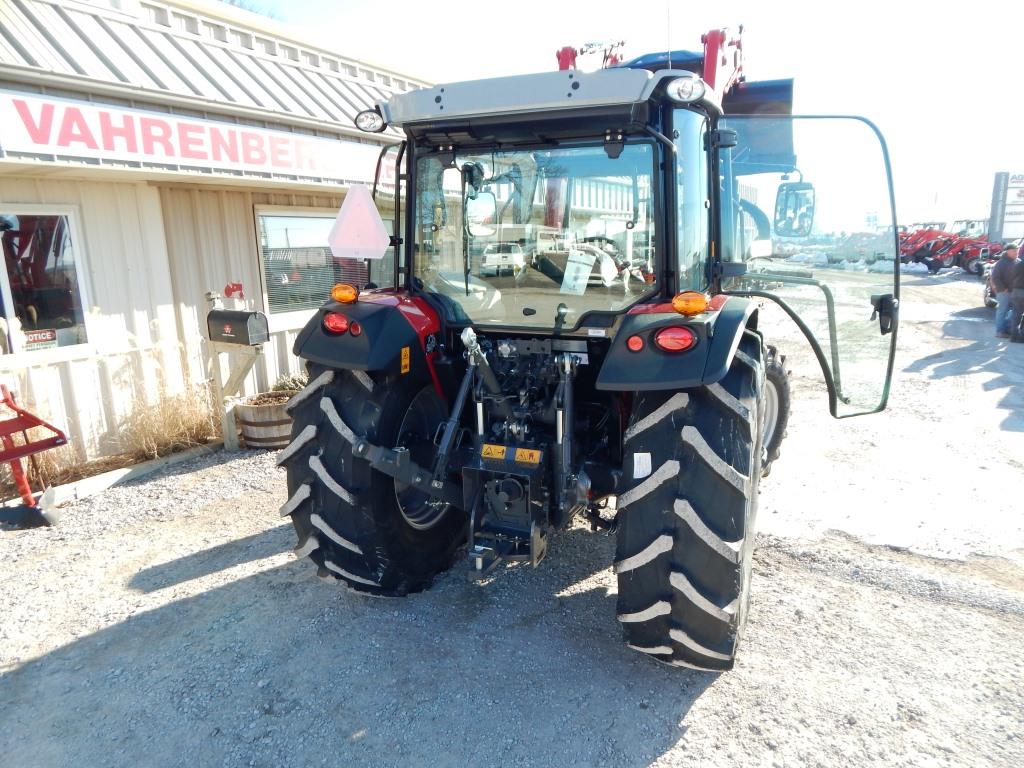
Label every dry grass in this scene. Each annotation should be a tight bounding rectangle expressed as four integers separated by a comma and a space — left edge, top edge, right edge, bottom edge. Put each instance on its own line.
119, 383, 219, 462
1, 384, 219, 500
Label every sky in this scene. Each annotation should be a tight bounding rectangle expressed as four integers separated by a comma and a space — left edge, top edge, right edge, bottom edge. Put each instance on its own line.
255, 0, 1022, 228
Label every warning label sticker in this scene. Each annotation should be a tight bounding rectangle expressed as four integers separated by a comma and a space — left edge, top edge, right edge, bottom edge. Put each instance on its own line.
481, 444, 507, 460
514, 448, 542, 464
400, 346, 410, 373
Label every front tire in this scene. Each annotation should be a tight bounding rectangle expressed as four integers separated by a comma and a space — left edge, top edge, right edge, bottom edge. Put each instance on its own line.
614, 330, 764, 670
761, 346, 791, 477
279, 366, 465, 596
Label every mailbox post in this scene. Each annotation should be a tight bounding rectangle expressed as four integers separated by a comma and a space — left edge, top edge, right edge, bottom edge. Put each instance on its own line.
205, 292, 270, 450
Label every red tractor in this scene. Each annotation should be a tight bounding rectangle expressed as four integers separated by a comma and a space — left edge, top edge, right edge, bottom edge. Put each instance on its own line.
279, 29, 900, 670
899, 227, 1001, 274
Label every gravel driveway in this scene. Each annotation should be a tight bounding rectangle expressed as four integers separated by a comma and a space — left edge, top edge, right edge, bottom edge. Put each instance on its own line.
2, 271, 1022, 768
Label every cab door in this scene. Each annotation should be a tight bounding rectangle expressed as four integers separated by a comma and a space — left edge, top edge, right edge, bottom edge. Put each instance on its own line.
718, 116, 899, 417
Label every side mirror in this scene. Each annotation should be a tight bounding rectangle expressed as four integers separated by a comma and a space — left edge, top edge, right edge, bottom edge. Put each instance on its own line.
774, 181, 815, 238
466, 191, 497, 237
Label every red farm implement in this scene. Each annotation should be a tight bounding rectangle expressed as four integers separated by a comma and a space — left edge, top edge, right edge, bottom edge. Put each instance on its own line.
0, 384, 67, 528
899, 227, 1002, 274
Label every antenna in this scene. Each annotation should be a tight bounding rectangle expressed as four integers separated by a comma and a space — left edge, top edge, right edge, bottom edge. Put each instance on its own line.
667, 0, 671, 69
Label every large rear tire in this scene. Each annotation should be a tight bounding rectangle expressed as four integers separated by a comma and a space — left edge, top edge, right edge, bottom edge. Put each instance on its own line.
614, 330, 764, 670
279, 365, 465, 596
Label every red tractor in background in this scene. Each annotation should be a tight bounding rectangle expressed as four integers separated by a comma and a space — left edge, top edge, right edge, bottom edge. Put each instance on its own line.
898, 225, 1002, 275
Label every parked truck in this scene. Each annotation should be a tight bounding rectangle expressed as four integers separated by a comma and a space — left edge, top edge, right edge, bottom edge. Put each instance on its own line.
278, 29, 900, 670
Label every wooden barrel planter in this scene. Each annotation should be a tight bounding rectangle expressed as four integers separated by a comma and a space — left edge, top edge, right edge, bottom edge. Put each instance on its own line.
234, 391, 297, 449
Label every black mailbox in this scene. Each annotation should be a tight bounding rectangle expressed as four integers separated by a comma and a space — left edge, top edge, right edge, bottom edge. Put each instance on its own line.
207, 309, 269, 346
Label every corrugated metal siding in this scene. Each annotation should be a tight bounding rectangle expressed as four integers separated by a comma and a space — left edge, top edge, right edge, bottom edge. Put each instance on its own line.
0, 176, 185, 461
159, 184, 342, 399
1, 0, 422, 138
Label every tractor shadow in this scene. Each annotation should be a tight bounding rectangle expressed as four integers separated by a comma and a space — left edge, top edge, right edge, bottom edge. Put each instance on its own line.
1, 524, 717, 768
127, 526, 291, 593
903, 306, 1024, 433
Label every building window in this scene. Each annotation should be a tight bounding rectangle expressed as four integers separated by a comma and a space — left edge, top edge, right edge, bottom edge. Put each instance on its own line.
257, 210, 395, 316
203, 22, 228, 43
232, 30, 254, 49
0, 212, 89, 354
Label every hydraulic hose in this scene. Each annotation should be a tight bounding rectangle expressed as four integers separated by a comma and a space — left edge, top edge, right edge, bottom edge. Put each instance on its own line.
460, 328, 514, 421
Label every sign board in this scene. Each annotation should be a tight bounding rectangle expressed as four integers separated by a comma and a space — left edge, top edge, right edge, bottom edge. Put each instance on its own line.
0, 90, 386, 184
561, 249, 596, 295
990, 171, 1024, 242
24, 329, 57, 350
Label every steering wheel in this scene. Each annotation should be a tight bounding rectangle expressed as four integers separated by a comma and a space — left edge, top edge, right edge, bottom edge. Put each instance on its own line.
581, 235, 624, 261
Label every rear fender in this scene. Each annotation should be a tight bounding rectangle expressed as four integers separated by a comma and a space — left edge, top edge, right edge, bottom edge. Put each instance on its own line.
292, 292, 442, 389
595, 296, 757, 391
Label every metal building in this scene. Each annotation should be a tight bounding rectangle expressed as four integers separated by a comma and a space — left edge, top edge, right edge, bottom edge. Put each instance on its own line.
0, 0, 417, 460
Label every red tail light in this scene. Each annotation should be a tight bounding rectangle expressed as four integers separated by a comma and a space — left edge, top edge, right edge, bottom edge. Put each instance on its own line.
322, 312, 349, 334
626, 335, 644, 352
653, 326, 697, 352
349, 321, 362, 337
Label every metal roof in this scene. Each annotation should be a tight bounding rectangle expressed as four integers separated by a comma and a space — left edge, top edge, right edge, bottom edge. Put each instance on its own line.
0, 0, 428, 140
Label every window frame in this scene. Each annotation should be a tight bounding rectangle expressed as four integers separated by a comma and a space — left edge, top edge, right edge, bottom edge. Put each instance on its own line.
253, 205, 340, 333
0, 203, 95, 360
409, 140, 663, 331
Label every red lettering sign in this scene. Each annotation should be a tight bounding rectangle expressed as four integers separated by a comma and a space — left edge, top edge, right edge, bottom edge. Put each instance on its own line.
240, 132, 266, 165
1, 91, 381, 184
140, 117, 173, 156
210, 127, 239, 163
177, 123, 207, 160
99, 111, 137, 152
57, 107, 98, 150
13, 99, 54, 144
269, 135, 291, 168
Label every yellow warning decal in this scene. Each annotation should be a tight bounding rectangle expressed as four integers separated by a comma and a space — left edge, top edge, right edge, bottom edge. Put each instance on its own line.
481, 444, 507, 460
514, 448, 542, 464
400, 346, 410, 374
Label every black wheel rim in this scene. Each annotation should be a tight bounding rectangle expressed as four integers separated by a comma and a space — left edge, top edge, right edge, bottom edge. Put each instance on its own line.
394, 388, 449, 530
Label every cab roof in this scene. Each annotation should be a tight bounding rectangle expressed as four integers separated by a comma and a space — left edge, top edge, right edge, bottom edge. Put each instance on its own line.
378, 68, 721, 128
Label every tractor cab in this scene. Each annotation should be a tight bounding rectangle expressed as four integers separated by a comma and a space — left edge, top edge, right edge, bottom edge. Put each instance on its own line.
356, 62, 899, 417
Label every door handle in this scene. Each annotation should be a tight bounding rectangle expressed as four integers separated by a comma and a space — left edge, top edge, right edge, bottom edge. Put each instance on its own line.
870, 293, 898, 335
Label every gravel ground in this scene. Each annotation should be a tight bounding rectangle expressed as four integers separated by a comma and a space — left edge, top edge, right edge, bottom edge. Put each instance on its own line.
1, 270, 1022, 767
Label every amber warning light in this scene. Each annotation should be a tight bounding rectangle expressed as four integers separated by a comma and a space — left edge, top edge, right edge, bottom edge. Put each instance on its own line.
672, 291, 710, 316
331, 283, 358, 303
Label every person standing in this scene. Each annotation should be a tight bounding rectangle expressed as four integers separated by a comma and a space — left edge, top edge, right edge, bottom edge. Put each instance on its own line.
991, 244, 1018, 338
1010, 249, 1024, 342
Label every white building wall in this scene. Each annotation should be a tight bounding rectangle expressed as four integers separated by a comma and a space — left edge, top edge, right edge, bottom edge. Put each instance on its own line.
158, 184, 344, 395
0, 176, 185, 460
